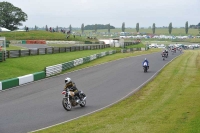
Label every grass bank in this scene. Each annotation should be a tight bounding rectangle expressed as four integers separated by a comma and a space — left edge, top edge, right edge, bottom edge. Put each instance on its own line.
0, 30, 94, 41
34, 50, 200, 133
0, 48, 159, 81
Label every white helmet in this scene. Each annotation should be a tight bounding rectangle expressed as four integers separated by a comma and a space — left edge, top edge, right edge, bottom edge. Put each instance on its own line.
65, 77, 71, 84
145, 58, 147, 60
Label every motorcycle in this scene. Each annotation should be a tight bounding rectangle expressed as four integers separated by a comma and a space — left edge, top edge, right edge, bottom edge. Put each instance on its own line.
162, 52, 167, 60
62, 88, 86, 111
143, 65, 148, 73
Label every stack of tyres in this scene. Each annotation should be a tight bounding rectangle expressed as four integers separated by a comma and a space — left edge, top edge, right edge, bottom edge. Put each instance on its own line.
0, 51, 5, 62
22, 40, 26, 44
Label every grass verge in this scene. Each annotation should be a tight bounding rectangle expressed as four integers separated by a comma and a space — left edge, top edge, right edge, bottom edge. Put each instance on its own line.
34, 50, 200, 133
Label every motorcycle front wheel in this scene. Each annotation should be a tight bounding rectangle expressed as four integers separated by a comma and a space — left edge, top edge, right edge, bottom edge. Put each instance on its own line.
80, 100, 86, 107
62, 98, 72, 111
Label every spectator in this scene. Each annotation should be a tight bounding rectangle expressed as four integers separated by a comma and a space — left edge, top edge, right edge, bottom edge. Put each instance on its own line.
26, 27, 29, 32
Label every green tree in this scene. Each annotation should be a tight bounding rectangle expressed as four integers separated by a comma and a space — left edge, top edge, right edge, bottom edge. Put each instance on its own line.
81, 23, 84, 34
168, 22, 172, 34
108, 23, 110, 33
45, 25, 48, 31
198, 26, 200, 35
0, 1, 28, 30
152, 23, 156, 34
56, 26, 58, 32
185, 21, 188, 34
122, 22, 125, 32
84, 24, 115, 30
136, 23, 139, 32
94, 24, 97, 32
69, 24, 72, 32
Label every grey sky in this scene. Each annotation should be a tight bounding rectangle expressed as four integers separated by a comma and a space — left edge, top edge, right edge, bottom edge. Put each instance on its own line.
4, 0, 200, 28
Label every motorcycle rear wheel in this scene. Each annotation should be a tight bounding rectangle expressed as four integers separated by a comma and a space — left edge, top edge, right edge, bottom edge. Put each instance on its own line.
62, 98, 72, 111
143, 67, 147, 73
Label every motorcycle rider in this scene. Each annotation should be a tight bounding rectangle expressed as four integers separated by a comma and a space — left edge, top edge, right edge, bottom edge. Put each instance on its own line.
143, 58, 149, 69
164, 49, 168, 56
162, 50, 167, 57
64, 77, 83, 103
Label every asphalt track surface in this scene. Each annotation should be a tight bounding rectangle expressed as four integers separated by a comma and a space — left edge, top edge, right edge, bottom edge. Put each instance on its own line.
0, 51, 182, 133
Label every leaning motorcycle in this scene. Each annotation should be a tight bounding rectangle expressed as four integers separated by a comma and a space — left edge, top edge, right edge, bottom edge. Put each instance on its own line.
62, 88, 86, 111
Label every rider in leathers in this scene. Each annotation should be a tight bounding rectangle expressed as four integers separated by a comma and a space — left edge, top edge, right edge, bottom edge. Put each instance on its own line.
64, 77, 82, 102
143, 58, 149, 69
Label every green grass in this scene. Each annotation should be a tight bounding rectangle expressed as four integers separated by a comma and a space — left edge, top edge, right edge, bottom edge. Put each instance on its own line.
0, 30, 94, 41
0, 48, 159, 81
33, 50, 200, 133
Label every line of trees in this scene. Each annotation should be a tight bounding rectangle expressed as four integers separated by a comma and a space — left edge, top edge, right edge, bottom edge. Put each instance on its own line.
84, 24, 115, 31
1, 1, 199, 35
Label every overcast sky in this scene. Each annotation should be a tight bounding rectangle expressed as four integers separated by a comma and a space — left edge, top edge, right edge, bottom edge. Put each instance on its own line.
4, 0, 200, 28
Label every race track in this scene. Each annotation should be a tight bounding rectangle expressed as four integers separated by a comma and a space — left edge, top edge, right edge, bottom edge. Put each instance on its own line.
0, 51, 181, 133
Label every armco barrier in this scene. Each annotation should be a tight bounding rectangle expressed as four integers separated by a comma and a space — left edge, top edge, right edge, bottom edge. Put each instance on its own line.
101, 52, 106, 57
33, 71, 46, 81
45, 50, 116, 77
0, 50, 116, 90
96, 53, 101, 58
1, 78, 19, 90
0, 52, 3, 62
74, 58, 83, 66
0, 82, 2, 90
46, 64, 62, 77
6, 44, 109, 58
62, 61, 74, 71
90, 54, 97, 61
83, 56, 90, 63
0, 72, 46, 90
18, 74, 34, 85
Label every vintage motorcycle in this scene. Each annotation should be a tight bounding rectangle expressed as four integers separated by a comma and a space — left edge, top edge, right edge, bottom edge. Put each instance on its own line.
62, 88, 86, 111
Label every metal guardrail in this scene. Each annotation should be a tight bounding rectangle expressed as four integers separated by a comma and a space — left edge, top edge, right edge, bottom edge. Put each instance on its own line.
45, 50, 116, 77
5, 44, 110, 58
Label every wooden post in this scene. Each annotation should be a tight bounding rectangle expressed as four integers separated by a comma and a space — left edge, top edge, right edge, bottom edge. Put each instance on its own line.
19, 50, 21, 57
